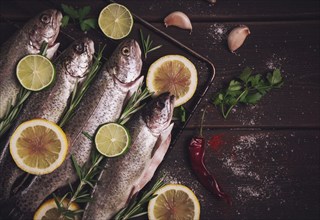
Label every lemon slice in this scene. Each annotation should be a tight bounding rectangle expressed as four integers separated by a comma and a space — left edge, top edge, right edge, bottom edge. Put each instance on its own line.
146, 55, 198, 107
98, 3, 133, 40
34, 198, 80, 220
95, 122, 131, 157
10, 119, 68, 175
16, 54, 55, 91
148, 184, 201, 220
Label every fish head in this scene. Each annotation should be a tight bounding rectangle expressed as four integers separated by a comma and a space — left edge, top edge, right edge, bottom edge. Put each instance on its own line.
27, 9, 62, 53
144, 92, 175, 135
109, 39, 142, 84
63, 38, 95, 80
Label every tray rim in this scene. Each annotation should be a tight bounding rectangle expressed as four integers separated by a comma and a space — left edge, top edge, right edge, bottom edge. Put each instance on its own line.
131, 12, 216, 146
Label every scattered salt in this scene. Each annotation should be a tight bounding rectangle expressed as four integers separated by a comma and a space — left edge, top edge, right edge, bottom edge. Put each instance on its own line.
218, 134, 286, 203
208, 23, 228, 43
265, 53, 287, 70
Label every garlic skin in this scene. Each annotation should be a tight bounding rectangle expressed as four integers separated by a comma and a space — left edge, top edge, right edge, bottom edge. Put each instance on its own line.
164, 11, 192, 32
206, 0, 216, 4
228, 25, 250, 53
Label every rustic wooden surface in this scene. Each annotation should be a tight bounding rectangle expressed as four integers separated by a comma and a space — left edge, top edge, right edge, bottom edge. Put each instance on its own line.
1, 0, 319, 219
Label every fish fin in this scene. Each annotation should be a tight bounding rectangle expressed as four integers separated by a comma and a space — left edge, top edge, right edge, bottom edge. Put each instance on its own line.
130, 123, 174, 196
46, 42, 60, 59
151, 123, 174, 157
0, 146, 25, 201
128, 76, 144, 98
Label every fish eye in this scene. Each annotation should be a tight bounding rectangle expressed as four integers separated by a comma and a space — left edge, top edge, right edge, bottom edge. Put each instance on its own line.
74, 43, 85, 54
40, 14, 51, 24
156, 101, 165, 109
121, 47, 130, 56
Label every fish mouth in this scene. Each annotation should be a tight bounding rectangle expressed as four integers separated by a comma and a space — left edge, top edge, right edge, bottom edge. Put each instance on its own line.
35, 10, 63, 48
66, 61, 90, 78
145, 92, 175, 134
134, 40, 141, 58
86, 38, 95, 55
65, 38, 95, 78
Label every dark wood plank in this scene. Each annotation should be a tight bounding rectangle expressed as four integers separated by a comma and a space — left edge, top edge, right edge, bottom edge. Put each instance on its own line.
155, 129, 320, 220
147, 21, 320, 128
0, 1, 319, 220
3, 7, 318, 128
1, 0, 319, 21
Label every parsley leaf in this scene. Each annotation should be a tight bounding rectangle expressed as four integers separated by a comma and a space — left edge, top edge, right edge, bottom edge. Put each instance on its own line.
213, 67, 284, 119
173, 106, 186, 123
61, 4, 96, 32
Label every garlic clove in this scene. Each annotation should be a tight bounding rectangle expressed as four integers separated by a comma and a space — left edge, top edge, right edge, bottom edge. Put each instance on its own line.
228, 25, 250, 53
164, 11, 192, 32
206, 0, 217, 4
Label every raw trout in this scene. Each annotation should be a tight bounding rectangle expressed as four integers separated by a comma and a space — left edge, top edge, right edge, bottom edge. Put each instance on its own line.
0, 9, 62, 119
4, 39, 143, 219
83, 92, 175, 220
0, 38, 94, 201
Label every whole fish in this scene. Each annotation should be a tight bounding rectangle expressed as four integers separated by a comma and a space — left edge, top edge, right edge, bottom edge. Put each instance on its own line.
0, 9, 62, 119
3, 39, 143, 219
83, 92, 175, 220
0, 38, 94, 201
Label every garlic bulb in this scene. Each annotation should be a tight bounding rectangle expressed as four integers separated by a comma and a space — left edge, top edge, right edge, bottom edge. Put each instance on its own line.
164, 11, 192, 32
228, 25, 250, 53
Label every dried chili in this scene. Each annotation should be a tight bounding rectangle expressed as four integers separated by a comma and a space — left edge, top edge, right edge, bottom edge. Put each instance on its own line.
188, 108, 231, 205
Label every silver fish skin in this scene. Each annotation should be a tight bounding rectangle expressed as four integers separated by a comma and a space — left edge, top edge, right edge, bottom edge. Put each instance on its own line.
0, 38, 94, 201
0, 9, 62, 119
83, 92, 175, 220
5, 39, 142, 219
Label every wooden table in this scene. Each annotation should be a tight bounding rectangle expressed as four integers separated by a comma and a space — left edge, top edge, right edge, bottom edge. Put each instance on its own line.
1, 1, 319, 219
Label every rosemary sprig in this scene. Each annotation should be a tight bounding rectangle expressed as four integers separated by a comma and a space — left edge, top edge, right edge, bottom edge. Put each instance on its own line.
113, 177, 166, 220
118, 86, 152, 125
58, 45, 105, 127
139, 29, 162, 59
0, 42, 48, 138
55, 85, 151, 219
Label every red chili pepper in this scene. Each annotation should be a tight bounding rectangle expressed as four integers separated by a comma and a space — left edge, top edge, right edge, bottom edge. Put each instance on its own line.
188, 109, 231, 205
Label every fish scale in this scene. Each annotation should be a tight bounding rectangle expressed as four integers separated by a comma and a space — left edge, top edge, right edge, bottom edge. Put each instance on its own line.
0, 38, 95, 202
0, 9, 62, 120
83, 93, 175, 220
3, 39, 143, 219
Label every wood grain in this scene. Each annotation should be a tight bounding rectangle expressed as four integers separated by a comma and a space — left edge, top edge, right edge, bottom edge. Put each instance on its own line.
0, 0, 319, 219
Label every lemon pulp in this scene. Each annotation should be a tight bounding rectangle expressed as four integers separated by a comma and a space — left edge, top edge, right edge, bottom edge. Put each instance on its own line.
147, 55, 198, 107
10, 119, 68, 175
34, 198, 80, 220
148, 184, 201, 220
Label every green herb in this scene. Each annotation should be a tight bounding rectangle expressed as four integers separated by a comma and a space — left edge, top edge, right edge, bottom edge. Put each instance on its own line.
55, 85, 151, 218
118, 86, 152, 125
61, 4, 97, 32
58, 45, 105, 127
213, 67, 283, 119
139, 29, 162, 59
0, 42, 48, 138
172, 106, 186, 123
113, 177, 166, 220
